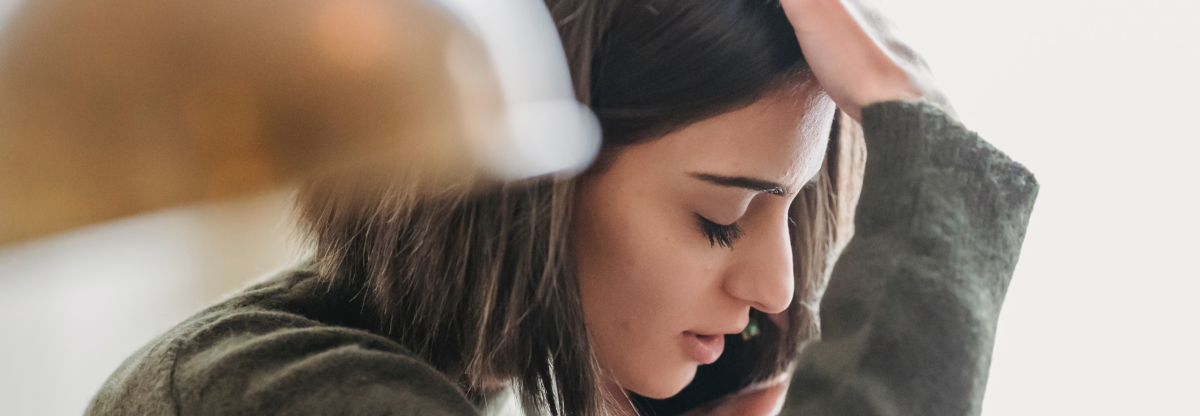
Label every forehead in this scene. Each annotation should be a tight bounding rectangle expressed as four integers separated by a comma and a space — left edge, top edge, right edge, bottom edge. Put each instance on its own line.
618, 81, 836, 191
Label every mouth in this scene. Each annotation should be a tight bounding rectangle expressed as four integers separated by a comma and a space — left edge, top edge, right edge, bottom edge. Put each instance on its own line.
681, 331, 725, 364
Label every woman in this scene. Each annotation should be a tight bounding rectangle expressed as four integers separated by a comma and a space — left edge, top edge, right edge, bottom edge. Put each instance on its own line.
87, 1, 1037, 415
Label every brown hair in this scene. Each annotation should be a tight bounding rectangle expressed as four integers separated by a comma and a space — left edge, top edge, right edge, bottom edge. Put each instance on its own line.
296, 1, 864, 415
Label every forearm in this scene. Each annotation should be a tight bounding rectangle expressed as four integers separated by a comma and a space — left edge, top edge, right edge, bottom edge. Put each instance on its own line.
782, 100, 1039, 416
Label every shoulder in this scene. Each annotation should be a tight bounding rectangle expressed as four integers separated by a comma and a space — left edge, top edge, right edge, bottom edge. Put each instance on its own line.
87, 268, 478, 416
172, 310, 478, 416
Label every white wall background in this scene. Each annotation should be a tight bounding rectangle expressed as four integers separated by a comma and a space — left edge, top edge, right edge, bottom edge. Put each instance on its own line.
1, 0, 1198, 414
0, 0, 18, 22
0, 192, 303, 416
875, 0, 1200, 414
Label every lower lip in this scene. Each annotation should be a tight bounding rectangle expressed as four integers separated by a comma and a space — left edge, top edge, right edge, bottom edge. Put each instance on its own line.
681, 331, 725, 364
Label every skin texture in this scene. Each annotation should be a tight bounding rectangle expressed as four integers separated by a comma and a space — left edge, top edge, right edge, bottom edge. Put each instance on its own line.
571, 78, 835, 409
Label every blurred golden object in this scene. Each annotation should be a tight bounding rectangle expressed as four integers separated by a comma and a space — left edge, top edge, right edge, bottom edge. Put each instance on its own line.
0, 0, 505, 244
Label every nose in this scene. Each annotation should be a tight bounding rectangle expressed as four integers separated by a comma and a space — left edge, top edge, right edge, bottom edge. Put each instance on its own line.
721, 213, 795, 314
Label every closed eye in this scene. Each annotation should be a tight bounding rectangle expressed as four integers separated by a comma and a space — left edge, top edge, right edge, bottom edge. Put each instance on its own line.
696, 214, 743, 249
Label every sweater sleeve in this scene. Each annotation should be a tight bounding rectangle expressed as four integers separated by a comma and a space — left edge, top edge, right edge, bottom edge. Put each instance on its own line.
781, 101, 1039, 416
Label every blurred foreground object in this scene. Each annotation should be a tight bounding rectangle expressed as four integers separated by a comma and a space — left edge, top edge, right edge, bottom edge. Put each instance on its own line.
0, 0, 596, 245
440, 0, 601, 178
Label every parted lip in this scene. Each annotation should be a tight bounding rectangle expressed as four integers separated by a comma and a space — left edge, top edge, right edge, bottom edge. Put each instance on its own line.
688, 317, 751, 338
681, 330, 726, 365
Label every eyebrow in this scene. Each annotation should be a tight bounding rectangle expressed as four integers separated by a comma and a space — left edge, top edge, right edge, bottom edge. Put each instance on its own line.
689, 172, 789, 195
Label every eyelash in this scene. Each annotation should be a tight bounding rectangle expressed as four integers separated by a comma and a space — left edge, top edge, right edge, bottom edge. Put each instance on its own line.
696, 214, 743, 248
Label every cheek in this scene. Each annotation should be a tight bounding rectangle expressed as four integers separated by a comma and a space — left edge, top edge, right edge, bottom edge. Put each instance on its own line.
575, 187, 705, 329
572, 178, 720, 396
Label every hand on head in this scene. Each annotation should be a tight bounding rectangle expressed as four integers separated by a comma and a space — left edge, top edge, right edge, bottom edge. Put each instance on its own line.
780, 0, 953, 121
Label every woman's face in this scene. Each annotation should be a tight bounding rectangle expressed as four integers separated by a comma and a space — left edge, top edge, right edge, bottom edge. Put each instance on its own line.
572, 79, 836, 399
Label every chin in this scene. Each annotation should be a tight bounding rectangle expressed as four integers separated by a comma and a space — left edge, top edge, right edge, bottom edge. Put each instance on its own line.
630, 362, 699, 400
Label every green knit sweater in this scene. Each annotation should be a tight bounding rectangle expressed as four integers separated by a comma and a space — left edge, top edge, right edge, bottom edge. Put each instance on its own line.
85, 101, 1038, 416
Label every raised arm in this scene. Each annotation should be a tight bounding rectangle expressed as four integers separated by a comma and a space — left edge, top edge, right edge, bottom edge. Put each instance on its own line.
680, 2, 1037, 415
777, 1, 1039, 414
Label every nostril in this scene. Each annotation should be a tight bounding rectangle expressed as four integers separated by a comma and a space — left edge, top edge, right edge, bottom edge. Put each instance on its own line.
722, 269, 794, 314
721, 217, 795, 313
753, 271, 795, 314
